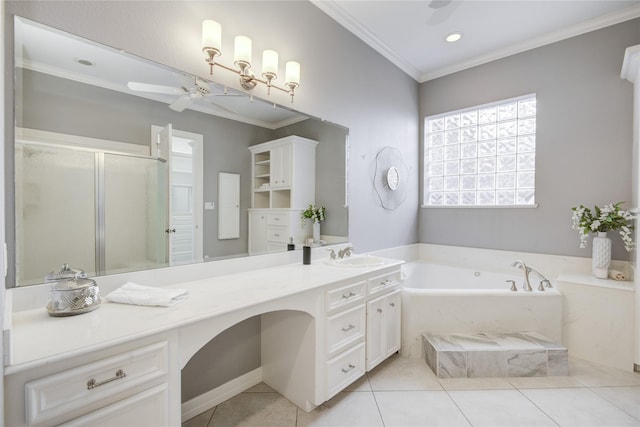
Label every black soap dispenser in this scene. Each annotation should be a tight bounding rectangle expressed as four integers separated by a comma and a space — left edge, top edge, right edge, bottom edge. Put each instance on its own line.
303, 240, 311, 265
287, 237, 295, 251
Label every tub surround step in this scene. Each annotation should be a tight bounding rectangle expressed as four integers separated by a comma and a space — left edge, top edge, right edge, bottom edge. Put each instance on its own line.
423, 332, 568, 378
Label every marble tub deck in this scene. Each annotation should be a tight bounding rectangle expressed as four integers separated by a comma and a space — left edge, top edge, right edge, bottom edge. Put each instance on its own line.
423, 332, 569, 379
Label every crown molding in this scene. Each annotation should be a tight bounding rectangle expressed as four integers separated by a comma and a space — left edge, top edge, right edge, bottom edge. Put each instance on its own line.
311, 1, 640, 83
310, 0, 422, 81
420, 3, 640, 82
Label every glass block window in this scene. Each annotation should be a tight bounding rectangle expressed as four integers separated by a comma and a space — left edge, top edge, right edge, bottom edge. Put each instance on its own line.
424, 94, 536, 207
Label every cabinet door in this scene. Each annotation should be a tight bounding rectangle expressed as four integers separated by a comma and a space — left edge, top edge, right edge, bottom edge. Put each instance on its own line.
270, 145, 291, 187
366, 290, 401, 371
383, 291, 402, 357
248, 212, 268, 254
60, 384, 168, 427
366, 295, 385, 371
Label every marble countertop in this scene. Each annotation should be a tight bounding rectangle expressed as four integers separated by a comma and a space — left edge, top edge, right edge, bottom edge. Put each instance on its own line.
5, 257, 403, 374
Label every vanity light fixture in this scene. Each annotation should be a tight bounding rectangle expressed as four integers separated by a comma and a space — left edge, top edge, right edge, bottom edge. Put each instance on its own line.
201, 19, 300, 102
445, 32, 463, 43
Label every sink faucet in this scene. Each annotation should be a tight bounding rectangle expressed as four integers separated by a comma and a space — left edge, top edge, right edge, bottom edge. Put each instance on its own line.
511, 260, 533, 291
338, 246, 354, 259
327, 249, 337, 260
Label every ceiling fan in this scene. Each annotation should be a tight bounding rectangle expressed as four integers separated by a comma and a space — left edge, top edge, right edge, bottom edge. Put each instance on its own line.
425, 0, 461, 26
127, 75, 241, 113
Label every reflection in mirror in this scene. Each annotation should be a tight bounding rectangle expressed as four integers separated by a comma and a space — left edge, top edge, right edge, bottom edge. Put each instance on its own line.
12, 17, 348, 286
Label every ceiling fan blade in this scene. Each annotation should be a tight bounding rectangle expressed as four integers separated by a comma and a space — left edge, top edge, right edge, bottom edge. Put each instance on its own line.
169, 94, 192, 112
127, 81, 183, 95
203, 97, 241, 115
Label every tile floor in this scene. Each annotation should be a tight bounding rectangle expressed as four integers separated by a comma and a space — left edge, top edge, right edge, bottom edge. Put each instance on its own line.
183, 354, 640, 427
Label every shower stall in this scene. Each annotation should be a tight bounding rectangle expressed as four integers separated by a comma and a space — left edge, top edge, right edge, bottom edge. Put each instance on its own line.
15, 140, 168, 285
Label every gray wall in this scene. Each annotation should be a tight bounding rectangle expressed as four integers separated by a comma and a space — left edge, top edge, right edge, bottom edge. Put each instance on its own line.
4, 0, 418, 406
419, 18, 640, 261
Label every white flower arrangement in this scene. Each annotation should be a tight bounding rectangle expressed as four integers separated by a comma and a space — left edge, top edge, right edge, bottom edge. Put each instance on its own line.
571, 202, 635, 252
301, 204, 326, 226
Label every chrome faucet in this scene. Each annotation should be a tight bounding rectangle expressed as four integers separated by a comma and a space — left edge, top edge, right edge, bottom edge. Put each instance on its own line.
511, 260, 533, 291
528, 267, 552, 289
338, 246, 354, 259
327, 249, 337, 260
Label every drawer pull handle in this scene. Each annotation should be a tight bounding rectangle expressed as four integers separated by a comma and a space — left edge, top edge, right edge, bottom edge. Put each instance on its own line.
389, 302, 396, 307
381, 279, 394, 286
341, 364, 356, 374
87, 369, 127, 390
341, 324, 356, 332
377, 308, 383, 313
342, 291, 356, 299
274, 233, 280, 237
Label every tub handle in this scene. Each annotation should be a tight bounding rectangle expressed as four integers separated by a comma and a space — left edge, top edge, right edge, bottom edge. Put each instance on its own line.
341, 324, 355, 332
538, 281, 546, 291
506, 280, 517, 291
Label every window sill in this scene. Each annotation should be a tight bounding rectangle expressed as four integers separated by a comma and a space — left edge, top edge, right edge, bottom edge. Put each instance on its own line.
420, 204, 539, 209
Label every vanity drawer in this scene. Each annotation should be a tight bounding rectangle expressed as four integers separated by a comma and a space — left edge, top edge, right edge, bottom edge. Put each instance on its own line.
267, 212, 289, 227
326, 342, 365, 399
25, 341, 168, 427
267, 226, 288, 243
326, 304, 366, 357
326, 281, 366, 312
367, 270, 402, 296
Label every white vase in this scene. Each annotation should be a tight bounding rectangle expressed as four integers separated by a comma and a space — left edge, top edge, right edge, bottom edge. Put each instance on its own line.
313, 222, 320, 243
592, 231, 611, 278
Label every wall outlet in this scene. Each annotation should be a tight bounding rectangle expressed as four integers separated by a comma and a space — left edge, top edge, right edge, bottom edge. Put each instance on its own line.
205, 202, 215, 210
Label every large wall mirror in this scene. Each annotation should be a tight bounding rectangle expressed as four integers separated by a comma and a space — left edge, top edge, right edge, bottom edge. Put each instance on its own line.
11, 16, 348, 286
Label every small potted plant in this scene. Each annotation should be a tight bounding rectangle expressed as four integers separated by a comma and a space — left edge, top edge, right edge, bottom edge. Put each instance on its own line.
301, 204, 326, 243
571, 201, 634, 277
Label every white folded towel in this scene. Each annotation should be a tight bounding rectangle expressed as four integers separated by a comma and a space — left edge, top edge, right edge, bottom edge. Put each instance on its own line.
608, 270, 626, 281
106, 282, 188, 307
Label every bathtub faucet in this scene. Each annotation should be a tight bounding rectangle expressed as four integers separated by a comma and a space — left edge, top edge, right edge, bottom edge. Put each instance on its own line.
511, 260, 533, 291
528, 267, 552, 289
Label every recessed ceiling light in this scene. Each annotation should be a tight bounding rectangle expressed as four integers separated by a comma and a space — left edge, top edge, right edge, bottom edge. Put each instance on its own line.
74, 58, 94, 66
445, 32, 462, 43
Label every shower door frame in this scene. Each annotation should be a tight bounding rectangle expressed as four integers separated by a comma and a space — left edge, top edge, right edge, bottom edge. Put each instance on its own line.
15, 127, 165, 281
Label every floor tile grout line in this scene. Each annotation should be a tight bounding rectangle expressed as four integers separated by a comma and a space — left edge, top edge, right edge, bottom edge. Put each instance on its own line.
370, 390, 388, 427
205, 405, 216, 427
585, 384, 640, 423
514, 387, 562, 427
441, 387, 475, 427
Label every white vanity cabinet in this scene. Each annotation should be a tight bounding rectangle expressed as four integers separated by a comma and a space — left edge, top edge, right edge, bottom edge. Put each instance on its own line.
5, 336, 179, 427
322, 266, 402, 400
365, 271, 402, 371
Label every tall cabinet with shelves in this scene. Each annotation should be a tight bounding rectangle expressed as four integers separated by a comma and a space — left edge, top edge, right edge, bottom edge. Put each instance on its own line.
248, 136, 318, 254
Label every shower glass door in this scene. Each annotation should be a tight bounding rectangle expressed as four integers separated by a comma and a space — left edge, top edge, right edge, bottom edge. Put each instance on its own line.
103, 153, 168, 275
15, 143, 97, 285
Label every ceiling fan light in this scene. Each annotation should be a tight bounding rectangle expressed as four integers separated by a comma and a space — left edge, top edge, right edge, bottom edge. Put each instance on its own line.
445, 32, 462, 43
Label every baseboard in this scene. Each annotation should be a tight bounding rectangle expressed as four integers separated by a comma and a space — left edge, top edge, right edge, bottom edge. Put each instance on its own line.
181, 367, 262, 422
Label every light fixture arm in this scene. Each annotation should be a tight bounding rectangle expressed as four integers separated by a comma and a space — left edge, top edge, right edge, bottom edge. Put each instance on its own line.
206, 58, 298, 101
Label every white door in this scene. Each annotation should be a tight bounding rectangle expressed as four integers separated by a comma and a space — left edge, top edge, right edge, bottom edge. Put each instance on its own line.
151, 125, 204, 265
